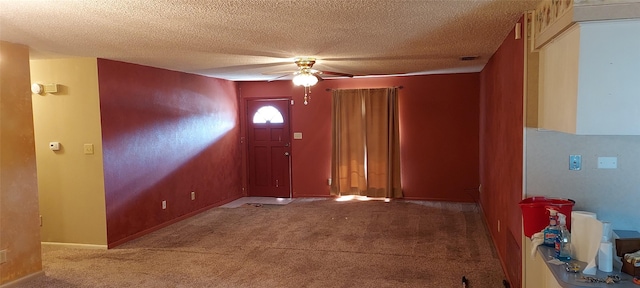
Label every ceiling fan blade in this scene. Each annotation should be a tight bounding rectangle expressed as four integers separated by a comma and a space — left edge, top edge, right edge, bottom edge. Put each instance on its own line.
259, 58, 353, 82
321, 70, 354, 78
268, 74, 292, 82
262, 70, 295, 75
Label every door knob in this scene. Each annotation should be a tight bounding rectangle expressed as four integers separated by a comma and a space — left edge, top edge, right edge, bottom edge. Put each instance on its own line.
284, 152, 290, 156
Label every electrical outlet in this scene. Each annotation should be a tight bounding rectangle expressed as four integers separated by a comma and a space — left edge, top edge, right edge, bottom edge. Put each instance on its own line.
43, 83, 58, 93
83, 143, 94, 155
0, 250, 7, 264
569, 155, 582, 170
191, 191, 195, 200
162, 200, 166, 210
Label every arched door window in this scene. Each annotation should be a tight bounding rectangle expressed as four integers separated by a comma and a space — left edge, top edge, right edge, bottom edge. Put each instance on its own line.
252, 106, 284, 124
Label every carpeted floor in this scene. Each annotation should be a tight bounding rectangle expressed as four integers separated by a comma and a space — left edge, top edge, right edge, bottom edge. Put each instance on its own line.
17, 198, 505, 287
219, 197, 295, 208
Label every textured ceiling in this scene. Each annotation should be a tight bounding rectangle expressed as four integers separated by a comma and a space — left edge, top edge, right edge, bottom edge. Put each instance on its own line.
0, 0, 540, 81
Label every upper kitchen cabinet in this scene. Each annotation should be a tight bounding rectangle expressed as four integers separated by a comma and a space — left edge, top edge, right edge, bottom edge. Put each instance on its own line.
531, 0, 640, 135
538, 20, 640, 135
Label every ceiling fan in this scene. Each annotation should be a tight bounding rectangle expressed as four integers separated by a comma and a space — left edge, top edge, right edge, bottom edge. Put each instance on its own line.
269, 57, 353, 105
268, 58, 353, 81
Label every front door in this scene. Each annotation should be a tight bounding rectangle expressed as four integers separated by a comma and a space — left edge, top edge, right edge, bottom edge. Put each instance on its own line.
246, 99, 291, 197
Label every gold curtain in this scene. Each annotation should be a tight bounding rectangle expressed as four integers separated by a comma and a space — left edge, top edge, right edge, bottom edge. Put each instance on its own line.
330, 88, 401, 198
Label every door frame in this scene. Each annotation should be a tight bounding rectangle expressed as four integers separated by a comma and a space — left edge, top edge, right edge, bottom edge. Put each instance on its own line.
241, 96, 293, 198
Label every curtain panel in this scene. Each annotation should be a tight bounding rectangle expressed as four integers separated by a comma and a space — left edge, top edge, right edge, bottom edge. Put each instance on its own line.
330, 88, 401, 198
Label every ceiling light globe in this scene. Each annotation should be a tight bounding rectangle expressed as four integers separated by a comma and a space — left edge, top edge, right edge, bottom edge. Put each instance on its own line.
292, 74, 305, 86
303, 74, 318, 87
292, 73, 318, 87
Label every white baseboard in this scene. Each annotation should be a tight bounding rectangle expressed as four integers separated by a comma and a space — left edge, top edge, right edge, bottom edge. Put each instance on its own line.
41, 242, 107, 249
0, 271, 44, 288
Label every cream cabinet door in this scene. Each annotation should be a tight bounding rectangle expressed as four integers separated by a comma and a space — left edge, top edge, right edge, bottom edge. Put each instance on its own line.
524, 238, 562, 288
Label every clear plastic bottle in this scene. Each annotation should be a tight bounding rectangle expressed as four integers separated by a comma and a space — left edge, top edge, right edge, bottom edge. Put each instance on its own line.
555, 212, 572, 261
543, 208, 559, 247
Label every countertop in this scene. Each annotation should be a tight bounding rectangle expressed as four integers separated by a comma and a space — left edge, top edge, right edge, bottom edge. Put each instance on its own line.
538, 245, 638, 287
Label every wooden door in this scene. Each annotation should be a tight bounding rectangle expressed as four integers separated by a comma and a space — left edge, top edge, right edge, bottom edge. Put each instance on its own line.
246, 99, 291, 197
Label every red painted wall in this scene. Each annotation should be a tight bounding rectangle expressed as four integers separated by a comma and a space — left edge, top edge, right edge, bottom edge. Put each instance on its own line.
479, 17, 524, 288
97, 59, 242, 247
238, 73, 479, 201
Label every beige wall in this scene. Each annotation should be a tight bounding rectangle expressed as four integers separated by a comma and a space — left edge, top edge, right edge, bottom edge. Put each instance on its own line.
30, 58, 107, 246
0, 41, 43, 284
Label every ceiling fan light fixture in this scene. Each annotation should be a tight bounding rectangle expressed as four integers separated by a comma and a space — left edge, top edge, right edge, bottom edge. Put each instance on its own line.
291, 57, 319, 105
292, 72, 318, 87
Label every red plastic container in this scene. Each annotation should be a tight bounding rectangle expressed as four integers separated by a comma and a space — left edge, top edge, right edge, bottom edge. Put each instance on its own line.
519, 196, 575, 238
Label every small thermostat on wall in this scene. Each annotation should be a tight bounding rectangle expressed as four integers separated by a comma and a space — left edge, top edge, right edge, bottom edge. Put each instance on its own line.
49, 142, 60, 151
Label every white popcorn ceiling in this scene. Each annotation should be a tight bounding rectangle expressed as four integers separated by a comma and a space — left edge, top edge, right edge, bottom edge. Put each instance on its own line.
0, 0, 540, 81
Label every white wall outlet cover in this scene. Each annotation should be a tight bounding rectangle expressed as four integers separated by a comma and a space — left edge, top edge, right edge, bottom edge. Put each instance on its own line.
83, 144, 94, 155
597, 157, 617, 169
43, 83, 58, 93
49, 142, 60, 151
293, 132, 303, 140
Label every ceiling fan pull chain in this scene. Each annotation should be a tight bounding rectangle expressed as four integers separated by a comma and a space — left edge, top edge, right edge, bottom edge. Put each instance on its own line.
304, 86, 311, 105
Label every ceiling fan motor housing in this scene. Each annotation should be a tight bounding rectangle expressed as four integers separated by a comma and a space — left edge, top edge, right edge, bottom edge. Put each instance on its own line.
295, 58, 316, 69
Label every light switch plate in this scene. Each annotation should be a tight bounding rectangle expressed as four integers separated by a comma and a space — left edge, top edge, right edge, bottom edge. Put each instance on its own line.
293, 132, 303, 140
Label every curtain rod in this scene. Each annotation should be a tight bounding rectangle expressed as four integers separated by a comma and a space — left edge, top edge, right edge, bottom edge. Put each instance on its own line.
325, 86, 403, 92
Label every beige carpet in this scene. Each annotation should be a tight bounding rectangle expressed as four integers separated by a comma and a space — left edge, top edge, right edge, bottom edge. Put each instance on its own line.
220, 197, 295, 208
17, 198, 505, 287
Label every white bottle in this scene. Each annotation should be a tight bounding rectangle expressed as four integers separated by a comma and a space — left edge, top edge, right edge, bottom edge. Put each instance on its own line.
598, 221, 614, 273
598, 242, 613, 272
